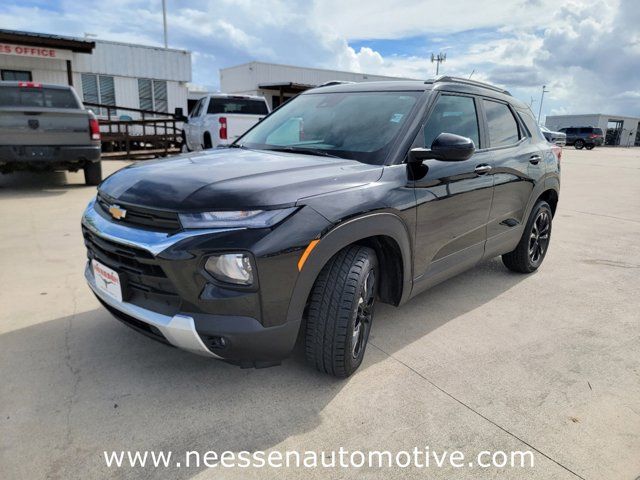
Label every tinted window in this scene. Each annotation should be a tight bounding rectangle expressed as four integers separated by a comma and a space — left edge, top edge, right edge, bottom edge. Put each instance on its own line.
594, 128, 603, 135
240, 91, 419, 165
0, 86, 79, 108
566, 128, 577, 134
207, 98, 268, 115
423, 95, 480, 148
516, 108, 545, 141
579, 127, 593, 134
483, 100, 520, 147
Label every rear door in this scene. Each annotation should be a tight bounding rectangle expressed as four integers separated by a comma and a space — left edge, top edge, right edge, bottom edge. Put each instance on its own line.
481, 98, 542, 258
411, 92, 494, 287
185, 97, 206, 149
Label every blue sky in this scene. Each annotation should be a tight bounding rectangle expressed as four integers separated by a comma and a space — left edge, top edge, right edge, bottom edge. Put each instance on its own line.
1, 0, 638, 120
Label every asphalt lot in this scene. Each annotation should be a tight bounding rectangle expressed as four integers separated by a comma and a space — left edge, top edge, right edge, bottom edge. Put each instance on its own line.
1, 148, 639, 479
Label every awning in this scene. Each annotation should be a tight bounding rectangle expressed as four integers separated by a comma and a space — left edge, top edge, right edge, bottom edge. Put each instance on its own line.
0, 29, 95, 53
258, 82, 316, 94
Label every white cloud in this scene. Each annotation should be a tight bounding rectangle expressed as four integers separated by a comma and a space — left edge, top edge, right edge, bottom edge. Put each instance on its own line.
0, 0, 636, 117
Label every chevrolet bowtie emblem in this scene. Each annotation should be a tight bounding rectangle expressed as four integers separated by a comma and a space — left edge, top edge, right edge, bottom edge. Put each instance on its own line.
108, 204, 127, 220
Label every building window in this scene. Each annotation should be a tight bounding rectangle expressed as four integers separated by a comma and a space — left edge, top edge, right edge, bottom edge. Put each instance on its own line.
81, 73, 116, 115
1, 70, 32, 81
138, 79, 168, 113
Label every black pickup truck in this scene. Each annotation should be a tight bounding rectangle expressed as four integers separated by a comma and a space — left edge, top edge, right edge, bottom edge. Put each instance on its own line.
0, 81, 102, 185
82, 77, 560, 377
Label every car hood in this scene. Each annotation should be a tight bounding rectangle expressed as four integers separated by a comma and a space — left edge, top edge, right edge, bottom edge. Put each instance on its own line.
98, 148, 383, 211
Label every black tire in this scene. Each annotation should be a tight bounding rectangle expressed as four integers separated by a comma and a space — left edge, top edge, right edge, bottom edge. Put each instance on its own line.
585, 144, 595, 150
203, 133, 213, 150
83, 161, 102, 186
305, 245, 378, 377
502, 201, 552, 273
574, 139, 585, 149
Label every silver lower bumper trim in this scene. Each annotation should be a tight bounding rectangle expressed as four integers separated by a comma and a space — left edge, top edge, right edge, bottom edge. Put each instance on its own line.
85, 265, 221, 358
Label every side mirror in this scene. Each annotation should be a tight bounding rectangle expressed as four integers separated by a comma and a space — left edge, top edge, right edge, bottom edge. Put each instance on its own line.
409, 132, 475, 163
174, 107, 187, 122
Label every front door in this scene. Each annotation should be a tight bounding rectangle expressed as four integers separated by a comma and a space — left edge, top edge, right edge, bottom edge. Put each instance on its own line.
411, 93, 494, 291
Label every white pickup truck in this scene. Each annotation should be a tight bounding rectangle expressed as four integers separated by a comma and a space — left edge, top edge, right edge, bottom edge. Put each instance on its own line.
182, 94, 270, 151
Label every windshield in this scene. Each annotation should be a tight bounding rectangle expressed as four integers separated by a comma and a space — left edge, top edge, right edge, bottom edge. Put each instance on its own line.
238, 91, 420, 164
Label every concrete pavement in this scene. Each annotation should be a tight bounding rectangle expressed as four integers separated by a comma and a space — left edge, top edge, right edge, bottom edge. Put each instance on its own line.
0, 148, 639, 479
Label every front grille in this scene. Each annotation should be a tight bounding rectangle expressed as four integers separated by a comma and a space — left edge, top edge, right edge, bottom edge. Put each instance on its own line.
83, 226, 180, 311
96, 193, 182, 233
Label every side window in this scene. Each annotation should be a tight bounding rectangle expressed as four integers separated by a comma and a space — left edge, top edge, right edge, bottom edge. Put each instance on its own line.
190, 98, 203, 117
517, 109, 544, 141
483, 99, 520, 147
423, 94, 480, 148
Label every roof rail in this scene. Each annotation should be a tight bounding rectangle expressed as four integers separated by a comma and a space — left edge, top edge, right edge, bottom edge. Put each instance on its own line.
425, 76, 511, 96
317, 80, 356, 88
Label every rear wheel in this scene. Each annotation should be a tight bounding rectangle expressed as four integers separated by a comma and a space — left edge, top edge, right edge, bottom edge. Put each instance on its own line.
203, 133, 213, 150
83, 161, 102, 186
305, 245, 377, 377
574, 139, 585, 149
502, 201, 552, 273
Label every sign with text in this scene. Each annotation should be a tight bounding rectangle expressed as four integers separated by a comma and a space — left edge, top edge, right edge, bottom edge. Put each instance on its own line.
0, 43, 72, 61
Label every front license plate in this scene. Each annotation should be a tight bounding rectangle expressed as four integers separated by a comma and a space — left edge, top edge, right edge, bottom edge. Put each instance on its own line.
92, 259, 122, 302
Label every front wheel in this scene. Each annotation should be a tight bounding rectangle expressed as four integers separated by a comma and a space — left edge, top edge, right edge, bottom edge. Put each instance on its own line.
502, 201, 553, 273
305, 245, 378, 377
574, 139, 585, 149
83, 161, 102, 186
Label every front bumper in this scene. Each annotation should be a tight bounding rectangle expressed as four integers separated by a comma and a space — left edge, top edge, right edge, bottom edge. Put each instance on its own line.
86, 263, 220, 357
81, 198, 324, 366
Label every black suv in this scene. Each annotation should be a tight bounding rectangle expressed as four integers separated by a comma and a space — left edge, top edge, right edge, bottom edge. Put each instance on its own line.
82, 77, 560, 377
558, 126, 604, 149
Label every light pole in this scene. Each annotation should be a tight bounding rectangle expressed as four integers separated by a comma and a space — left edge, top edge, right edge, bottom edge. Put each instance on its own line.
537, 85, 549, 123
162, 0, 168, 48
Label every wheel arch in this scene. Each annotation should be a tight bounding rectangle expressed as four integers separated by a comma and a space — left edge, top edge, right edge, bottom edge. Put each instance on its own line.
285, 212, 413, 325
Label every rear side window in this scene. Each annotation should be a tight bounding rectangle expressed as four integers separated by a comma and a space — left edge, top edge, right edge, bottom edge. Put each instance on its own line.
207, 98, 268, 115
579, 127, 593, 134
423, 94, 480, 148
483, 100, 520, 147
0, 86, 79, 108
517, 108, 545, 141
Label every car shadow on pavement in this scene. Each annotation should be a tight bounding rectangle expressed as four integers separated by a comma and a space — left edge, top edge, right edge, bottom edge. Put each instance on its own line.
0, 257, 527, 479
0, 170, 93, 199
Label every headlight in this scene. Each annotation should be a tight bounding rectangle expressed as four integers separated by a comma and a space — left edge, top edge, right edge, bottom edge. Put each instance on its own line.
205, 253, 253, 285
179, 208, 296, 229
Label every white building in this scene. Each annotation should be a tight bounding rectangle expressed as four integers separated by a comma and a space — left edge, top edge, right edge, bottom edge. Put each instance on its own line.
546, 113, 640, 147
0, 29, 191, 118
220, 61, 417, 110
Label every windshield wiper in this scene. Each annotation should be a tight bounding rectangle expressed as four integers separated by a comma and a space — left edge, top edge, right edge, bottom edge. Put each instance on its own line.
227, 143, 246, 149
268, 146, 342, 159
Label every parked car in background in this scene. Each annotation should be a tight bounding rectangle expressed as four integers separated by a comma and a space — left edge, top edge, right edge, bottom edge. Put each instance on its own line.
540, 125, 566, 146
0, 81, 102, 185
182, 94, 269, 151
82, 77, 560, 377
558, 126, 604, 149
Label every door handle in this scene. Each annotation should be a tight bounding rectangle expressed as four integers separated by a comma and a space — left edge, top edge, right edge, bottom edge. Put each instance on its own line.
529, 154, 542, 165
474, 164, 492, 175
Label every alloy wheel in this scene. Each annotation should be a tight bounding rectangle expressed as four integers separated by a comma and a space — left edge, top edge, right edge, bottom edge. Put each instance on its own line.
529, 210, 551, 265
352, 269, 375, 359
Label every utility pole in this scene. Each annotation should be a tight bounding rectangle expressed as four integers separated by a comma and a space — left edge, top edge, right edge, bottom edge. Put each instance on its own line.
162, 0, 168, 48
431, 52, 447, 76
537, 85, 549, 123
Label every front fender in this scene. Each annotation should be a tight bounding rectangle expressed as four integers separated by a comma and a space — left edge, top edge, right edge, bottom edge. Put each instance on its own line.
285, 211, 413, 325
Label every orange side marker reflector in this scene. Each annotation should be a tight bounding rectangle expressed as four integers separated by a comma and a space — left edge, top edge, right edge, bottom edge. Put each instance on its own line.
297, 239, 319, 271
